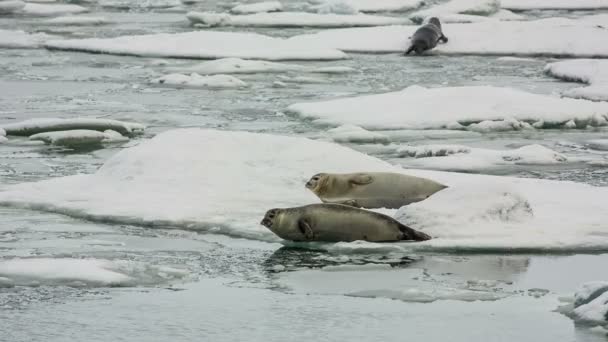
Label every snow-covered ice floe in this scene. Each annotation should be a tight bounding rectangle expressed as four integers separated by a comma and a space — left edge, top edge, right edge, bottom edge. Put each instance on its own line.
0, 127, 6, 144
21, 3, 88, 16
230, 1, 282, 14
0, 0, 25, 14
327, 124, 390, 144
99, 0, 181, 9
150, 73, 248, 89
29, 129, 128, 147
501, 0, 608, 11
545, 59, 608, 102
0, 29, 54, 49
310, 0, 424, 13
409, 0, 500, 23
287, 85, 608, 131
287, 15, 608, 57
44, 31, 347, 61
164, 57, 355, 75
0, 258, 190, 287
186, 11, 410, 28
1, 118, 145, 136
41, 16, 108, 26
396, 144, 568, 171
1, 128, 608, 251
560, 282, 608, 327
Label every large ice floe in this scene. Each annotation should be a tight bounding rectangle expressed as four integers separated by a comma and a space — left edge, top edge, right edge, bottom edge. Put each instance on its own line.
0, 128, 607, 251
409, 0, 500, 23
230, 1, 283, 14
310, 0, 424, 13
21, 3, 88, 16
287, 15, 608, 57
287, 85, 608, 131
44, 31, 347, 61
0, 0, 25, 14
561, 282, 608, 327
0, 29, 54, 49
501, 0, 608, 11
150, 73, 248, 89
0, 258, 190, 287
545, 59, 608, 102
186, 11, 410, 28
1, 118, 145, 136
42, 16, 109, 26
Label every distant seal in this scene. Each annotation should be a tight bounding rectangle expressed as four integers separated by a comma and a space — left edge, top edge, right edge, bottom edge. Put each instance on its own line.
305, 172, 447, 209
405, 17, 448, 55
260, 203, 431, 242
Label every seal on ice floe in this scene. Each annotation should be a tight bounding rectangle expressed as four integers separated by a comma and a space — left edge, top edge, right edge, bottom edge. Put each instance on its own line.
305, 172, 447, 209
405, 17, 448, 55
260, 203, 431, 242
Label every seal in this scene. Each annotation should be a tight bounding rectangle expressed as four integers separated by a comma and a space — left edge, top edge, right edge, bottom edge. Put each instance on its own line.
260, 203, 431, 242
405, 17, 448, 55
305, 172, 447, 209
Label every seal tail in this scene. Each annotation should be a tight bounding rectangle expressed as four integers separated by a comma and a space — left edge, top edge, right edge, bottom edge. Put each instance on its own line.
398, 223, 431, 241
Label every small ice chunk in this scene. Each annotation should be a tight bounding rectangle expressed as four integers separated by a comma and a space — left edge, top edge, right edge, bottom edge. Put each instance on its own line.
42, 16, 108, 26
29, 129, 128, 147
230, 1, 282, 14
572, 282, 608, 325
166, 57, 305, 75
0, 127, 5, 137
410, 0, 500, 23
397, 144, 471, 158
310, 0, 424, 13
21, 3, 88, 16
99, 0, 180, 9
587, 139, 608, 151
0, 136, 7, 144
575, 282, 608, 308
151, 73, 248, 89
327, 124, 390, 144
103, 129, 129, 143
2, 118, 144, 136
545, 59, 608, 102
467, 118, 527, 133
313, 0, 359, 15
0, 29, 54, 49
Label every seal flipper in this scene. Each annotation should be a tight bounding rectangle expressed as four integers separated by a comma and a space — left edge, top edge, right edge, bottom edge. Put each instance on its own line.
404, 45, 416, 55
398, 223, 431, 241
439, 35, 448, 43
350, 174, 373, 185
298, 219, 315, 240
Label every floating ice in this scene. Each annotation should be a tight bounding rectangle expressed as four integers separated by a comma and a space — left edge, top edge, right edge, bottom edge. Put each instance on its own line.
311, 0, 424, 12
287, 15, 608, 57
311, 0, 359, 15
45, 31, 347, 61
287, 85, 608, 130
150, 73, 248, 89
545, 59, 608, 102
0, 29, 54, 49
502, 0, 608, 11
230, 1, 282, 14
434, 9, 523, 23
186, 11, 410, 28
0, 129, 607, 251
99, 0, 181, 9
587, 139, 608, 151
29, 129, 128, 147
410, 0, 500, 23
21, 3, 88, 16
2, 118, 145, 136
0, 137, 6, 144
0, 0, 25, 13
327, 124, 390, 144
42, 16, 108, 25
569, 282, 608, 326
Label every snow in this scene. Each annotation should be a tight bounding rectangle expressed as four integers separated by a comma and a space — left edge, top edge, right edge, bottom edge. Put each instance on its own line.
0, 137, 6, 144
410, 0, 500, 23
545, 59, 608, 102
0, 29, 54, 49
311, 0, 424, 13
150, 73, 248, 89
0, 129, 607, 251
287, 16, 608, 57
571, 282, 608, 325
397, 144, 568, 171
42, 16, 108, 26
29, 129, 127, 147
588, 139, 608, 151
21, 3, 88, 16
164, 58, 355, 75
287, 85, 608, 131
44, 31, 347, 61
1, 118, 145, 136
312, 0, 359, 14
230, 1, 282, 14
502, 0, 608, 11
327, 124, 390, 144
0, 0, 25, 13
99, 0, 181, 9
186, 11, 410, 28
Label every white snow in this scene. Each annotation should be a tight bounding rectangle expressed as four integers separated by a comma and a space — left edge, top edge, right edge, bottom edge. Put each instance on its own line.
21, 3, 88, 16
186, 11, 410, 28
287, 85, 608, 130
44, 31, 347, 61
150, 73, 248, 89
588, 139, 608, 151
327, 124, 390, 144
42, 16, 108, 26
0, 129, 608, 251
502, 0, 608, 11
311, 0, 424, 13
1, 118, 145, 136
397, 144, 568, 171
545, 59, 608, 102
287, 16, 608, 57
410, 0, 500, 23
0, 0, 25, 13
0, 29, 54, 49
29, 129, 128, 147
230, 1, 282, 14
571, 282, 608, 325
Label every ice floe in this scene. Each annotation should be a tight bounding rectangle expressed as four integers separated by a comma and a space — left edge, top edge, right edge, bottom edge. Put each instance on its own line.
150, 73, 248, 89
1, 118, 145, 136
588, 139, 608, 151
287, 85, 608, 130
311, 0, 359, 14
0, 29, 54, 49
29, 129, 128, 147
287, 15, 608, 57
186, 11, 410, 28
230, 1, 282, 14
545, 59, 608, 102
0, 128, 6, 144
42, 16, 108, 25
565, 282, 608, 326
0, 0, 25, 13
21, 3, 88, 16
501, 0, 608, 11
410, 0, 500, 23
311, 0, 424, 13
0, 258, 190, 287
0, 129, 607, 251
99, 0, 181, 9
327, 124, 390, 144
44, 31, 347, 61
